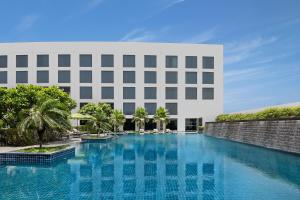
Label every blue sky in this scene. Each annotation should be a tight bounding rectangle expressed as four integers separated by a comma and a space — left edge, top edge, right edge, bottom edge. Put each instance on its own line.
0, 0, 300, 112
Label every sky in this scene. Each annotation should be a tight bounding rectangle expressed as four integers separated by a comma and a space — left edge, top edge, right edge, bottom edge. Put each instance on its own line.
0, 0, 299, 113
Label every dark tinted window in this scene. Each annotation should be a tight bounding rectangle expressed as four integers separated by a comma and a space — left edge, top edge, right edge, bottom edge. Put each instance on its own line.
144, 71, 156, 83
58, 54, 70, 67
186, 72, 197, 84
165, 72, 178, 84
0, 71, 7, 83
58, 70, 71, 83
144, 55, 156, 68
123, 55, 135, 67
203, 56, 214, 69
16, 55, 28, 68
80, 87, 92, 99
80, 54, 92, 67
16, 71, 28, 83
123, 71, 135, 83
123, 87, 135, 99
202, 88, 214, 99
0, 55, 7, 68
185, 87, 197, 99
145, 103, 157, 115
186, 56, 197, 68
101, 54, 114, 67
123, 103, 135, 115
80, 71, 92, 83
144, 87, 157, 99
166, 103, 178, 115
101, 71, 114, 83
165, 87, 177, 99
37, 71, 49, 83
59, 86, 71, 94
102, 87, 114, 99
37, 55, 49, 67
203, 72, 214, 84
166, 56, 177, 68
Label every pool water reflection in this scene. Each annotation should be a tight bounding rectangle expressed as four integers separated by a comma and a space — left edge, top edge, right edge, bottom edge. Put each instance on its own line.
0, 134, 300, 200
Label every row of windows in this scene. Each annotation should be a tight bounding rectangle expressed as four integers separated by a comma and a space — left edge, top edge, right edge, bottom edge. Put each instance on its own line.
0, 54, 214, 69
78, 86, 214, 100
0, 71, 214, 84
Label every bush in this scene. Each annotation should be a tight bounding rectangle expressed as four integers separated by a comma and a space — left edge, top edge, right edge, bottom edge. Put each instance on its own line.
216, 106, 300, 122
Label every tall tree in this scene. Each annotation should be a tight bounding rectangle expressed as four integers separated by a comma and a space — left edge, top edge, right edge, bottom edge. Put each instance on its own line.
132, 107, 148, 131
18, 99, 71, 148
111, 110, 125, 132
154, 107, 169, 132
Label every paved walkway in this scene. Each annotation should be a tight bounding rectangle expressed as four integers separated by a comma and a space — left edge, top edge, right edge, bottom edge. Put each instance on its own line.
0, 138, 81, 153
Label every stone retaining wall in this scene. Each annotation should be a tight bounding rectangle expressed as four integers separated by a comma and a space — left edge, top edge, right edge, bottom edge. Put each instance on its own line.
205, 120, 300, 154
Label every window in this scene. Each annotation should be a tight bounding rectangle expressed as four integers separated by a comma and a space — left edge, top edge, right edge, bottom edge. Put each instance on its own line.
186, 56, 197, 68
58, 54, 70, 67
37, 71, 49, 83
144, 87, 157, 99
186, 87, 197, 99
166, 103, 178, 115
202, 88, 214, 99
0, 71, 7, 83
102, 87, 114, 99
186, 72, 197, 84
123, 55, 135, 67
58, 70, 71, 83
80, 54, 92, 67
185, 118, 197, 131
123, 103, 135, 115
123, 87, 135, 99
144, 55, 157, 68
37, 55, 49, 67
16, 55, 28, 68
16, 71, 28, 83
80, 87, 92, 99
101, 71, 114, 83
165, 87, 177, 99
80, 102, 88, 108
0, 55, 7, 68
101, 54, 114, 67
165, 72, 178, 84
123, 71, 135, 83
59, 86, 71, 94
144, 71, 156, 84
166, 56, 177, 68
203, 56, 214, 69
80, 71, 92, 83
203, 72, 214, 84
144, 103, 157, 115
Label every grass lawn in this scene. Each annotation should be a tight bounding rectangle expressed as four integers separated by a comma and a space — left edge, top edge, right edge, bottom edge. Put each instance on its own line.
17, 145, 69, 153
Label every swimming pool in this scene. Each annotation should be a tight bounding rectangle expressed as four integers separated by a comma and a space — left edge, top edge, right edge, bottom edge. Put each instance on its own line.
0, 134, 300, 200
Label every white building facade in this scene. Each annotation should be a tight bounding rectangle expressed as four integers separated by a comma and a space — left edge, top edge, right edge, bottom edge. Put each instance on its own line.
0, 42, 223, 131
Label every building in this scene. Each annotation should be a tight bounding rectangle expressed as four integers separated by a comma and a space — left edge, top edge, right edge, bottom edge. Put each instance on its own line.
0, 42, 223, 131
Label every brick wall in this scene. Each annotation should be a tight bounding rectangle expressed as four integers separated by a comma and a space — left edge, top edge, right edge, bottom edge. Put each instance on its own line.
205, 120, 300, 154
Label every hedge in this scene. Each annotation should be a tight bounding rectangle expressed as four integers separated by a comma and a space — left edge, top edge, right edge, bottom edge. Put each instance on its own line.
216, 107, 300, 122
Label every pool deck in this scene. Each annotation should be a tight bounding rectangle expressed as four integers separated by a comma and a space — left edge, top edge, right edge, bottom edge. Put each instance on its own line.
0, 138, 81, 153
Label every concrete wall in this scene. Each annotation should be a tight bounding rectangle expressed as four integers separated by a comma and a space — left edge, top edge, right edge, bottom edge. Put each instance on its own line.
205, 120, 300, 154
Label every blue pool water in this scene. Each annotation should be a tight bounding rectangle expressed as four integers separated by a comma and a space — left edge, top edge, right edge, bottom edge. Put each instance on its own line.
0, 134, 300, 200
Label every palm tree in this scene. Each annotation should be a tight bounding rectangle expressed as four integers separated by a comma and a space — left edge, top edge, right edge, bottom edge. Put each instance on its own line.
18, 99, 71, 148
154, 107, 169, 132
88, 107, 111, 136
111, 110, 125, 132
132, 107, 148, 131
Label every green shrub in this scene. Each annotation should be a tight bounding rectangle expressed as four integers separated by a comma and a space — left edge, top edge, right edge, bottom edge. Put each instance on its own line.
216, 106, 300, 122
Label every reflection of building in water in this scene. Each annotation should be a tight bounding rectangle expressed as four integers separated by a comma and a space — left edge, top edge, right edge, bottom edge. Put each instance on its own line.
67, 136, 225, 199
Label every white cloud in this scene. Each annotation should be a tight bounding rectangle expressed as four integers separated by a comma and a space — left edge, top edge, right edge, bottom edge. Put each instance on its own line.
120, 26, 171, 42
15, 14, 39, 31
224, 67, 267, 83
164, 0, 185, 9
183, 27, 217, 43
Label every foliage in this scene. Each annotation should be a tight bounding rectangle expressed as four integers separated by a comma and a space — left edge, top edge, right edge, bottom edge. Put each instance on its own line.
79, 103, 112, 134
111, 109, 125, 132
216, 106, 300, 122
0, 85, 76, 128
18, 99, 71, 148
154, 107, 169, 132
132, 107, 148, 130
17, 145, 69, 153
